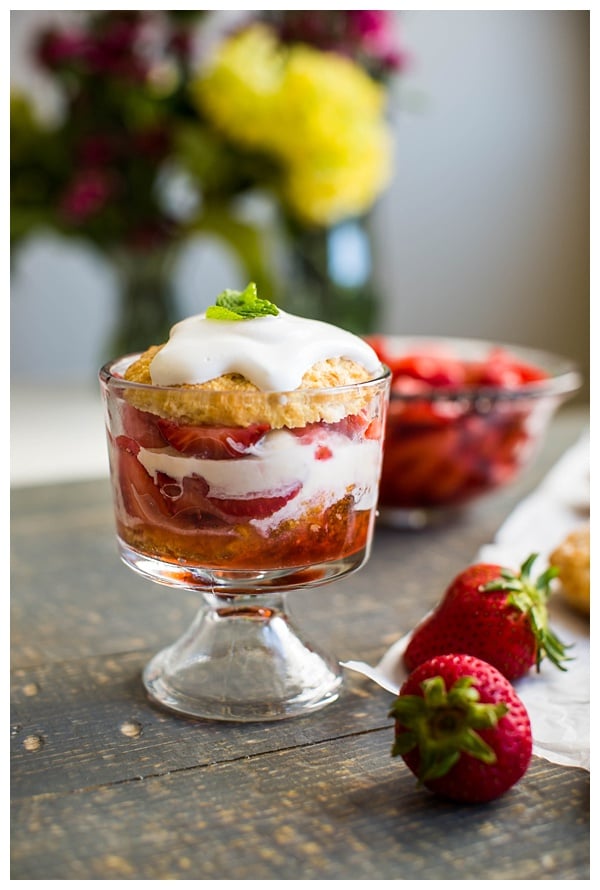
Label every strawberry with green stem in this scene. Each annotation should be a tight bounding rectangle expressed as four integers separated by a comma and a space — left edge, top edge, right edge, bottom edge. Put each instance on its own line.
403, 554, 571, 681
390, 654, 532, 803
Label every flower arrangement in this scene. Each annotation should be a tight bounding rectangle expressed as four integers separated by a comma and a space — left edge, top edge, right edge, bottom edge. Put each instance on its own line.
193, 23, 392, 227
11, 11, 405, 347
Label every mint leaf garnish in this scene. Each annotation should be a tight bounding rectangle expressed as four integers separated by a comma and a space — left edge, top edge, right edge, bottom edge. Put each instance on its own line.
206, 282, 279, 320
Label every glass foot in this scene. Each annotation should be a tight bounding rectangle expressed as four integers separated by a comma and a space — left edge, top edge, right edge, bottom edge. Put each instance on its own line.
142, 592, 342, 722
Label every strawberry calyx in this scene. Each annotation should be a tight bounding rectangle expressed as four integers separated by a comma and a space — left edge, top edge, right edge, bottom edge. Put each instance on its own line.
483, 553, 571, 672
390, 675, 508, 783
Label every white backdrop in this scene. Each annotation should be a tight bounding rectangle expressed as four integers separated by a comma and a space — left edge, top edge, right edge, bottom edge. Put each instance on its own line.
10, 10, 589, 393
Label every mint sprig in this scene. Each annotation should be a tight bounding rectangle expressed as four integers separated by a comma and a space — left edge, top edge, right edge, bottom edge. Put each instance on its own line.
206, 282, 279, 320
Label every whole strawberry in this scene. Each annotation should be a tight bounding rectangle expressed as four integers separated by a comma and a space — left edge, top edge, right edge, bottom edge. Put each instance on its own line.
403, 554, 570, 680
390, 654, 532, 803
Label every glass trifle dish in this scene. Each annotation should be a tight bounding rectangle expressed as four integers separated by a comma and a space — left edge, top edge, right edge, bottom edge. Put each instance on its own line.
100, 284, 390, 721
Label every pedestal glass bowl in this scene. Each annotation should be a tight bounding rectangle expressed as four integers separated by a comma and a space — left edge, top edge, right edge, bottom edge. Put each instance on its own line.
100, 357, 390, 721
367, 336, 581, 529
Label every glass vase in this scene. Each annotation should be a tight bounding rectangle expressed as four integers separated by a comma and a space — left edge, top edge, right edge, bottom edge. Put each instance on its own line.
108, 246, 179, 359
279, 215, 381, 335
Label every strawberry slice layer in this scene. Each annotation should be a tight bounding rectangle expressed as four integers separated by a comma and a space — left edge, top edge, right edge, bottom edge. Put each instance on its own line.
119, 449, 303, 525
121, 404, 168, 449
291, 413, 369, 444
207, 481, 302, 520
157, 420, 270, 459
116, 448, 171, 524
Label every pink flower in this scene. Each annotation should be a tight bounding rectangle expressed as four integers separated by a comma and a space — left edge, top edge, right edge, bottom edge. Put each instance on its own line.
36, 28, 90, 69
59, 169, 114, 222
36, 13, 151, 82
84, 15, 149, 81
348, 10, 392, 37
347, 11, 407, 72
261, 10, 407, 78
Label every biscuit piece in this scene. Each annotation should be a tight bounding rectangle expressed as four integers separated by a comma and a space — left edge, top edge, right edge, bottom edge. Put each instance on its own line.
549, 525, 590, 616
122, 344, 378, 428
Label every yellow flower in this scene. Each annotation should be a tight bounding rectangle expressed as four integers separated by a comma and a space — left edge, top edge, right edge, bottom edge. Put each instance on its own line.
191, 24, 393, 226
192, 25, 282, 151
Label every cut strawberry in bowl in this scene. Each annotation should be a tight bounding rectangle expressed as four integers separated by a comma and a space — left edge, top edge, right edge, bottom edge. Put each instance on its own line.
366, 335, 581, 527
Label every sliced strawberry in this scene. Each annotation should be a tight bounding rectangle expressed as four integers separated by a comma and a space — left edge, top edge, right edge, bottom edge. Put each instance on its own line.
207, 481, 302, 520
389, 353, 467, 388
121, 403, 167, 449
144, 468, 302, 525
364, 337, 430, 381
365, 418, 382, 440
156, 420, 270, 459
470, 359, 523, 388
369, 340, 548, 390
290, 423, 321, 445
466, 349, 548, 387
336, 413, 370, 439
388, 397, 466, 429
391, 376, 431, 397
116, 434, 141, 456
156, 471, 209, 509
513, 361, 548, 384
154, 472, 233, 528
379, 426, 464, 507
291, 413, 369, 443
116, 448, 170, 523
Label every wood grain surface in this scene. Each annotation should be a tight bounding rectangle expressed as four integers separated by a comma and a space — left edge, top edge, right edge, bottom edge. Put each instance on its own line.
10, 406, 590, 880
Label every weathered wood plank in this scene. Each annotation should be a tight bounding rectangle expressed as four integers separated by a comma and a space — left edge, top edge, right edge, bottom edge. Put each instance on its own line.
11, 733, 589, 881
10, 652, 394, 799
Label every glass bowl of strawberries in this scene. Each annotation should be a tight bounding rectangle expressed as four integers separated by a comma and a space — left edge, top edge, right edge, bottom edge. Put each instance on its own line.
366, 335, 581, 528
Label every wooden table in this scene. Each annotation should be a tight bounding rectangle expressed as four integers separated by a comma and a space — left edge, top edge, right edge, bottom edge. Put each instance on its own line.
11, 407, 590, 880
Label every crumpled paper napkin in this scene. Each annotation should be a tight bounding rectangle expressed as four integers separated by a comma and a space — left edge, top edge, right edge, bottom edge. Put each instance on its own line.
343, 431, 590, 771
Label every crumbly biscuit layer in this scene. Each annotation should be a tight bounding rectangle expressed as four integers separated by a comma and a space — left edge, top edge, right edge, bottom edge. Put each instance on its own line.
122, 344, 378, 427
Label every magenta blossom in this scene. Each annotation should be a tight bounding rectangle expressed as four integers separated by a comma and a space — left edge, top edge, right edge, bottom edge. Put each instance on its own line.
60, 168, 115, 222
261, 10, 407, 79
37, 28, 91, 69
84, 14, 149, 81
36, 13, 151, 82
347, 11, 407, 71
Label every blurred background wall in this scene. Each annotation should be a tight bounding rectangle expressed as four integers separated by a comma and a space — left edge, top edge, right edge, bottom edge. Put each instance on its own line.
10, 10, 589, 394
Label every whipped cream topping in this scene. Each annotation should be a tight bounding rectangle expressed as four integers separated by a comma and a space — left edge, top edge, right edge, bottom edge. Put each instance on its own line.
149, 310, 382, 391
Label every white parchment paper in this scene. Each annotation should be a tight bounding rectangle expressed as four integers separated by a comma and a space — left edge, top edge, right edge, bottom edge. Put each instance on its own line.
344, 432, 590, 771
